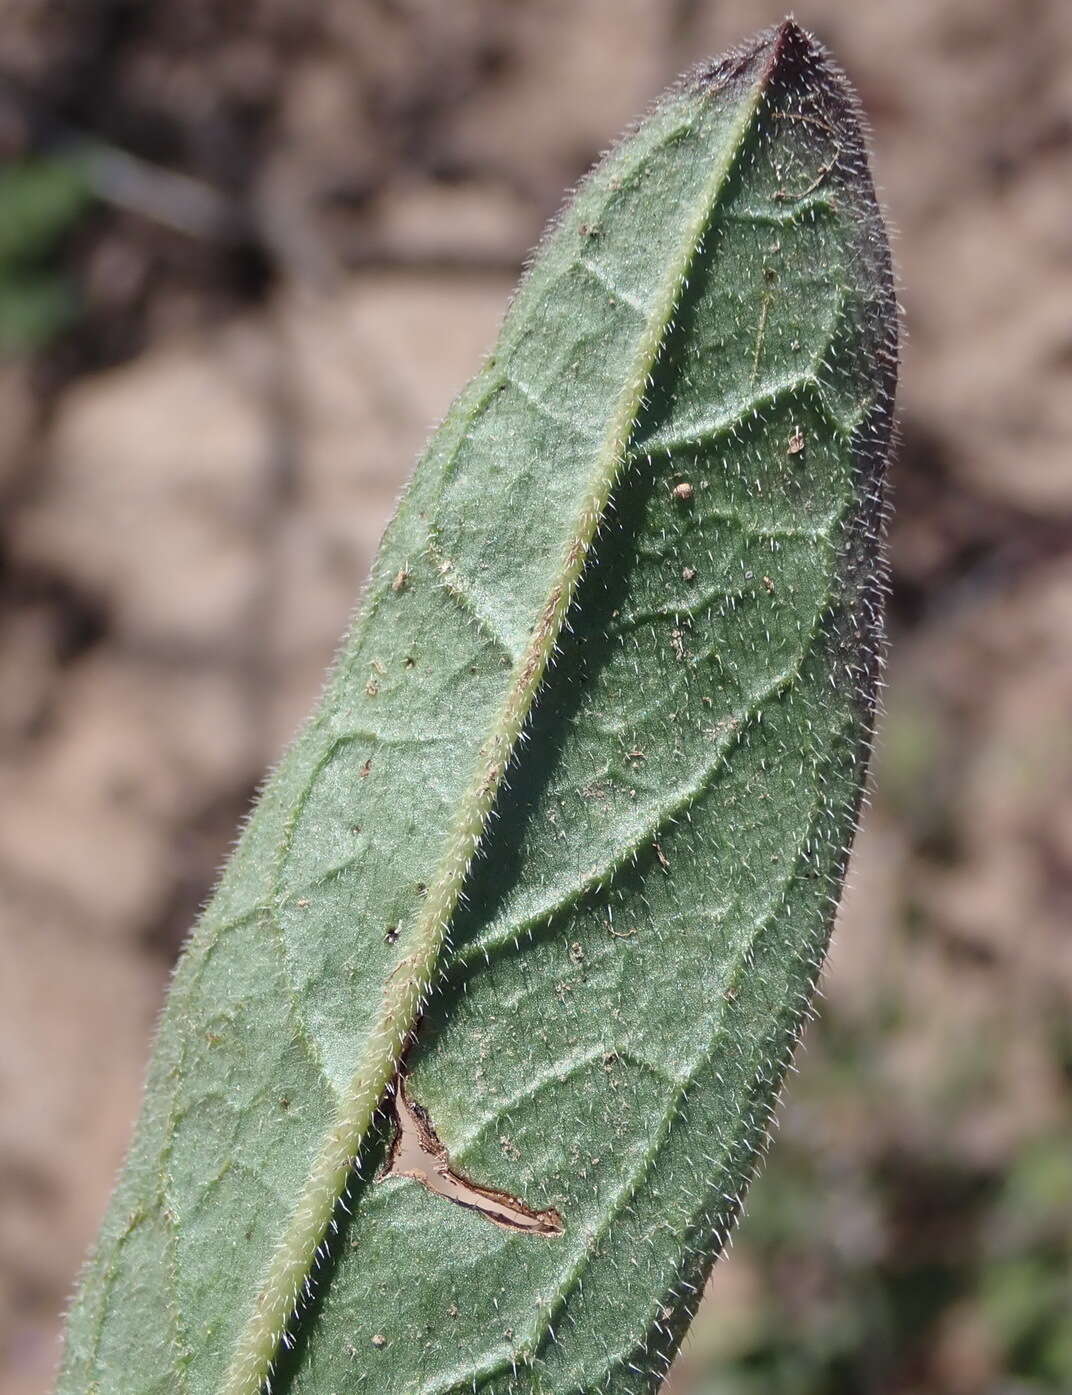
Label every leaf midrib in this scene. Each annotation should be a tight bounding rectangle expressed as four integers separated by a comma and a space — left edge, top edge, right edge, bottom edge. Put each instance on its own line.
218, 61, 774, 1395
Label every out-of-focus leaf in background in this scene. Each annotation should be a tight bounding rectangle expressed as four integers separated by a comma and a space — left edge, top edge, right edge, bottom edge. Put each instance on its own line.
0, 159, 89, 351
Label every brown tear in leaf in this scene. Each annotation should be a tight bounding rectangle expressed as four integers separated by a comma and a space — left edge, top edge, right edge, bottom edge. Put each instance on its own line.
381, 1079, 564, 1237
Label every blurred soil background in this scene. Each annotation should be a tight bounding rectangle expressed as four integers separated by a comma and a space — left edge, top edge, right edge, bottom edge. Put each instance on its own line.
0, 3, 1070, 1393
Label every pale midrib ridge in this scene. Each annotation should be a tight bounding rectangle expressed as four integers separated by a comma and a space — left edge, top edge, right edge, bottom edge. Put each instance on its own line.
218, 72, 770, 1395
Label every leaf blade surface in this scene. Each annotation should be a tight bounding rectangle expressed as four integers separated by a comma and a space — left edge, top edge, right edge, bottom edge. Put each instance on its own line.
58, 21, 896, 1395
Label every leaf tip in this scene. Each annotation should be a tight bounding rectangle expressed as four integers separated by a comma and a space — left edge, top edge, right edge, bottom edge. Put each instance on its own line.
693, 16, 864, 126
691, 16, 810, 92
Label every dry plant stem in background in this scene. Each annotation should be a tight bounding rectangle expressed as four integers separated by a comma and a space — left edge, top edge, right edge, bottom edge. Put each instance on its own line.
57, 20, 896, 1395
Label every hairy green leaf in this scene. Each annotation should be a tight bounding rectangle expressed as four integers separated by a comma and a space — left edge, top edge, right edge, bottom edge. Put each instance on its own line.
59, 21, 896, 1395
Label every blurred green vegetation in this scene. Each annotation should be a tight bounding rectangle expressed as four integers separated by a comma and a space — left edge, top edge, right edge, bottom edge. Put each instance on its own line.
0, 157, 91, 352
